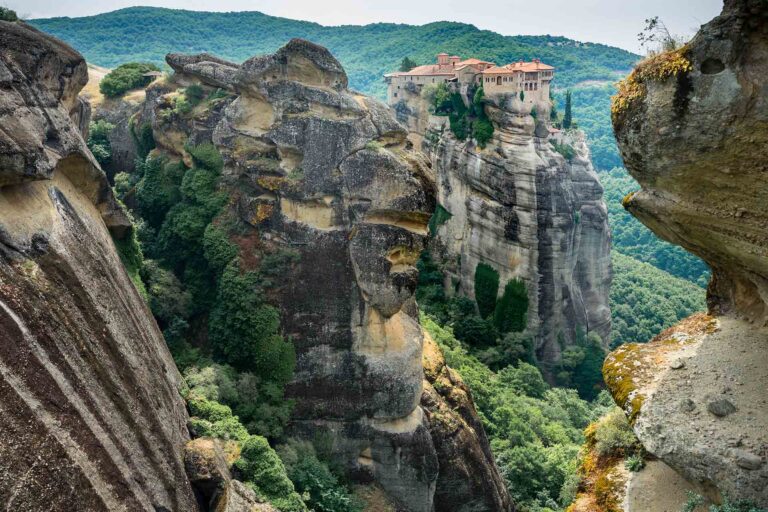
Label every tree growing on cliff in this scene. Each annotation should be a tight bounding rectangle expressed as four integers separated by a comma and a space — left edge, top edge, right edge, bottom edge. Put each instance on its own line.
474, 262, 500, 318
563, 90, 573, 129
399, 57, 417, 72
493, 279, 528, 334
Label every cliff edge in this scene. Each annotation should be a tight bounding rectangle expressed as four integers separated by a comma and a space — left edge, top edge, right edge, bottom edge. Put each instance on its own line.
0, 21, 197, 511
608, 0, 768, 506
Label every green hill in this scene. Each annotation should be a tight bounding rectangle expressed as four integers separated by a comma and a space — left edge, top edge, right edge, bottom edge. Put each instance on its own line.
30, 7, 638, 170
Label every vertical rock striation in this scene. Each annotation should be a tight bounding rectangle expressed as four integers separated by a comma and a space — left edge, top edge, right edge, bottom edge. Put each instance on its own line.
0, 21, 197, 511
608, 0, 768, 506
395, 88, 612, 367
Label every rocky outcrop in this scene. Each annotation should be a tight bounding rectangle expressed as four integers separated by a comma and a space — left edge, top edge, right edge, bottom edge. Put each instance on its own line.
396, 88, 612, 366
0, 21, 197, 511
608, 0, 768, 507
138, 39, 512, 511
421, 330, 514, 512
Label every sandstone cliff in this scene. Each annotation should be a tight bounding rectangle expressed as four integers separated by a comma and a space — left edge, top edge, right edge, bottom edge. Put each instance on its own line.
0, 21, 197, 511
607, 0, 768, 507
135, 40, 512, 511
394, 86, 612, 367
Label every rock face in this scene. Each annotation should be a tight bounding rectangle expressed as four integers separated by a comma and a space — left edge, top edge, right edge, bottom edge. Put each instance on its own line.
140, 40, 512, 511
0, 21, 197, 511
609, 1, 768, 507
395, 87, 612, 365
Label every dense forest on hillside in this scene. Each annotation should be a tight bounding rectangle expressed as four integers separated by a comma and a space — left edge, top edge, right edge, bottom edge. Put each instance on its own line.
601, 167, 711, 286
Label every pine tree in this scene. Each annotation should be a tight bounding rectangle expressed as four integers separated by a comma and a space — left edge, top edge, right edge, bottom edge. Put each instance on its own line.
563, 89, 573, 129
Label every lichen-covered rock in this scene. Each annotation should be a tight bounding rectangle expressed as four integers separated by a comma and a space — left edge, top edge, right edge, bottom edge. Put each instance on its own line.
0, 21, 197, 511
185, 437, 232, 504
139, 39, 450, 511
410, 92, 612, 366
610, 1, 768, 506
420, 330, 514, 512
215, 480, 277, 512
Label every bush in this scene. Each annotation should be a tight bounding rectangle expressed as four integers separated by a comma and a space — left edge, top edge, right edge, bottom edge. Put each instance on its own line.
203, 224, 238, 275
187, 142, 224, 173
472, 117, 494, 147
235, 436, 306, 512
552, 141, 575, 161
99, 62, 160, 98
130, 120, 156, 160
453, 315, 498, 348
474, 262, 500, 318
278, 439, 363, 512
185, 84, 206, 105
625, 454, 645, 472
135, 157, 186, 228
0, 6, 17, 21
593, 408, 639, 458
493, 278, 528, 333
87, 119, 114, 166
141, 259, 191, 324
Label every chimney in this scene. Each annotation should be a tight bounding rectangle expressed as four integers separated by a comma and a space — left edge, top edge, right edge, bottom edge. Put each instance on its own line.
437, 53, 449, 66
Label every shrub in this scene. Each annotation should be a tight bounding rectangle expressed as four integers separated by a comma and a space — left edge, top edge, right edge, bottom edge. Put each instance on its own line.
474, 262, 500, 318
593, 408, 639, 458
99, 62, 160, 98
185, 84, 206, 105
0, 6, 17, 21
141, 259, 191, 324
278, 439, 363, 512
87, 119, 114, 166
493, 278, 528, 333
472, 117, 494, 147
135, 157, 186, 228
187, 142, 224, 173
624, 454, 645, 472
454, 314, 498, 348
202, 224, 238, 275
112, 225, 147, 299
235, 435, 306, 512
552, 141, 575, 161
428, 204, 452, 235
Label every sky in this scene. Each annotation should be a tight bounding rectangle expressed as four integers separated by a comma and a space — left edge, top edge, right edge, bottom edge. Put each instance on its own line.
10, 0, 723, 53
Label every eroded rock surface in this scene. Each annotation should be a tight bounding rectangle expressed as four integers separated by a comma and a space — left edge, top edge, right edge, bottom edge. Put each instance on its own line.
609, 0, 768, 506
397, 87, 612, 365
136, 39, 511, 511
0, 21, 197, 511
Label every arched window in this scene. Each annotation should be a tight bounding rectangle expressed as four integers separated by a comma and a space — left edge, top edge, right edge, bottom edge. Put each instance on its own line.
496, 76, 502, 86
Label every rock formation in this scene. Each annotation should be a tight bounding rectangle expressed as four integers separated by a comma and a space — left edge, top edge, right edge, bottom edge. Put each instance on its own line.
607, 0, 768, 506
0, 21, 197, 511
393, 85, 612, 367
135, 40, 512, 511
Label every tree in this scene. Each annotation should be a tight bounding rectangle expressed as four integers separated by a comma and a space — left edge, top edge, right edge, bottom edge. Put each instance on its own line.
399, 57, 417, 72
474, 262, 500, 318
562, 90, 573, 129
86, 119, 114, 166
493, 279, 528, 333
0, 6, 17, 21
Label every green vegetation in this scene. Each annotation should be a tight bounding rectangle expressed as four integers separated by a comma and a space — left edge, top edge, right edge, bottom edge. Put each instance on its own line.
610, 251, 705, 346
0, 6, 17, 21
87, 119, 115, 167
682, 493, 768, 512
399, 56, 417, 72
562, 90, 573, 129
551, 141, 575, 161
423, 315, 615, 511
602, 167, 710, 286
278, 440, 363, 512
99, 62, 161, 98
493, 279, 528, 334
474, 263, 500, 319
430, 83, 494, 146
427, 204, 452, 235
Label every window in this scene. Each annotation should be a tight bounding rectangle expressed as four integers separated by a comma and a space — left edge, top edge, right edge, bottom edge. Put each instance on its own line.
534, 82, 538, 90
393, 92, 398, 98
497, 76, 502, 85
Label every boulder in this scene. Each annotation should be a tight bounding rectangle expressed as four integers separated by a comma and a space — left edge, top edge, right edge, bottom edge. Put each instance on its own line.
185, 438, 232, 502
